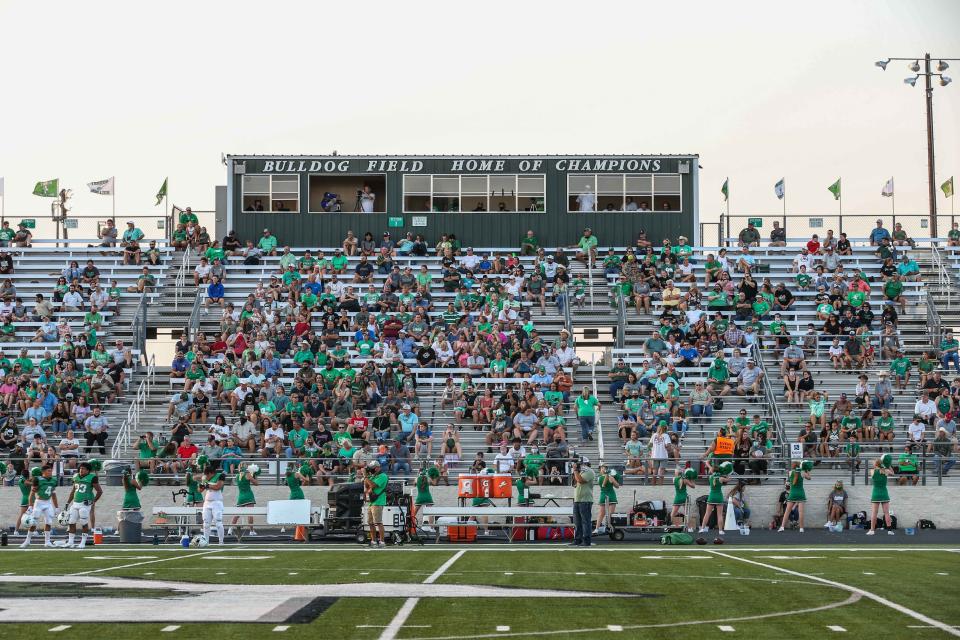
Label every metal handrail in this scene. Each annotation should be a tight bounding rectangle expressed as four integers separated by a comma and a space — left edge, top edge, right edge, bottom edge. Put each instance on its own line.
926, 293, 944, 350
174, 246, 191, 310
591, 360, 606, 463
931, 245, 954, 310
615, 287, 626, 349
130, 292, 149, 358
187, 288, 203, 341
562, 284, 573, 336
110, 377, 149, 458
752, 342, 787, 447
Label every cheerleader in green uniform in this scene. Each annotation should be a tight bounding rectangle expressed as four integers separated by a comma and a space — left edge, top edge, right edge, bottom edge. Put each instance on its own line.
778, 460, 812, 533
15, 466, 32, 532
414, 463, 440, 532
184, 465, 204, 506
867, 456, 895, 536
671, 467, 697, 527
229, 463, 260, 537
594, 463, 620, 535
121, 468, 149, 511
699, 462, 732, 535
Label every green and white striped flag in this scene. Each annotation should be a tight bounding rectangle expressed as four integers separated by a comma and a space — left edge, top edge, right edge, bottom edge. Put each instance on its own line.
828, 178, 841, 201
721, 178, 729, 202
155, 177, 168, 206
33, 178, 59, 197
942, 177, 954, 198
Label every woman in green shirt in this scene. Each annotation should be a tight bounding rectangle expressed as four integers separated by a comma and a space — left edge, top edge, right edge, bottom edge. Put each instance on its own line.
867, 458, 895, 535
135, 432, 158, 474
230, 463, 260, 536
778, 461, 811, 533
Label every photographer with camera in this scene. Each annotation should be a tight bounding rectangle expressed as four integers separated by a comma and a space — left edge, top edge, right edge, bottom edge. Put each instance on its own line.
359, 185, 376, 213
362, 460, 388, 547
570, 456, 596, 547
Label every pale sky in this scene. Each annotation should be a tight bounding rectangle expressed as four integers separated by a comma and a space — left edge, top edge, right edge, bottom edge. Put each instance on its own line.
1, 0, 958, 238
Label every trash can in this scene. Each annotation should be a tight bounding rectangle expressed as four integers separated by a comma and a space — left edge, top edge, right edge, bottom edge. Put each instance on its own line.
118, 510, 144, 543
104, 462, 130, 487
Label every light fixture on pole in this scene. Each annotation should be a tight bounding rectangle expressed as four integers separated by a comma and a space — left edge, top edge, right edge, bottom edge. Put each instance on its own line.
876, 52, 959, 237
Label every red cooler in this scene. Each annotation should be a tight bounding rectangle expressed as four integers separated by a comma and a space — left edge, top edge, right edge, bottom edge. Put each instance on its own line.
457, 474, 478, 498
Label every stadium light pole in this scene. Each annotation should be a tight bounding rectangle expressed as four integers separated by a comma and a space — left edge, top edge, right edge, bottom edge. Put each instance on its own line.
875, 53, 956, 237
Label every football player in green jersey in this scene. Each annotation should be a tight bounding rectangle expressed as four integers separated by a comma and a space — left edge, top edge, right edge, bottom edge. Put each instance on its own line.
200, 463, 226, 545
21, 465, 59, 548
65, 460, 102, 549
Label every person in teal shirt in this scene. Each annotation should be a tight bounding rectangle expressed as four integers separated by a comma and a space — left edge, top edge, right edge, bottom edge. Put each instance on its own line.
575, 388, 600, 442
258, 229, 278, 255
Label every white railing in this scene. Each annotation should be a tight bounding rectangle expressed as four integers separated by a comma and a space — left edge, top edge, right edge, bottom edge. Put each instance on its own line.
174, 246, 191, 310
931, 245, 954, 309
591, 360, 606, 463
110, 354, 154, 459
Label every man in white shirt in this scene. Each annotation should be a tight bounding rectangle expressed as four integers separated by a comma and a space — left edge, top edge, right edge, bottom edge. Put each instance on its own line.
792, 248, 814, 273
261, 423, 285, 457
914, 392, 937, 425
494, 444, 516, 473
62, 287, 84, 312
576, 186, 595, 212
555, 341, 579, 370
459, 248, 480, 271
907, 418, 926, 443
360, 185, 376, 213
193, 258, 212, 285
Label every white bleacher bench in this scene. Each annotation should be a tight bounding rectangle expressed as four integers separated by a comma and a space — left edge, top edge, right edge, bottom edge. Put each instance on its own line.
150, 505, 325, 541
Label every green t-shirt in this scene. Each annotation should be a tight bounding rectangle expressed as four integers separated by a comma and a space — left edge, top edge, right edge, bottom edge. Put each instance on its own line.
369, 472, 389, 506
34, 476, 58, 501
574, 467, 595, 502
236, 472, 256, 505
889, 357, 911, 376
847, 291, 866, 308
578, 236, 598, 251
72, 472, 97, 504
575, 395, 598, 417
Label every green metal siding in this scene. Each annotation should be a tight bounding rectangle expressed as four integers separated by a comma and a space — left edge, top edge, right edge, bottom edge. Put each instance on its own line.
229, 156, 697, 249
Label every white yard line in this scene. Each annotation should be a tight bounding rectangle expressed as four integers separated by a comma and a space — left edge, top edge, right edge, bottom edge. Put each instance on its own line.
17, 545, 957, 553
709, 550, 960, 638
68, 549, 224, 576
380, 550, 466, 640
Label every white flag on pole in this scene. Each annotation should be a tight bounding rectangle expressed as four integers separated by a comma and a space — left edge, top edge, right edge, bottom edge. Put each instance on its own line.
774, 178, 785, 200
87, 177, 114, 195
881, 177, 894, 197
0, 176, 4, 197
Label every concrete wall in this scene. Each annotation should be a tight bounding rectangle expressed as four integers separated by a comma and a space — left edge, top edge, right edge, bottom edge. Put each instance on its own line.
3, 483, 954, 530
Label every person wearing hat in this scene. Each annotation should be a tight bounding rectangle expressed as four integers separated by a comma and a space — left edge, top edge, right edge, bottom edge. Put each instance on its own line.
569, 455, 595, 546
257, 229, 278, 256
122, 220, 144, 244
362, 460, 388, 547
573, 228, 598, 266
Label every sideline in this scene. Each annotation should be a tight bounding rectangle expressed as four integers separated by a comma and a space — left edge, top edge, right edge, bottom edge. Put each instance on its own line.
68, 549, 225, 576
380, 550, 466, 640
8, 545, 955, 553
708, 550, 960, 637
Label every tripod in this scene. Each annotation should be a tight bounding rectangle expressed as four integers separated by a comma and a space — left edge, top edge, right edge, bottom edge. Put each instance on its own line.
354, 192, 364, 212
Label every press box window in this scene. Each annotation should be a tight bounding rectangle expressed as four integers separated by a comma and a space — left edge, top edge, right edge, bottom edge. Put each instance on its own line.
653, 174, 681, 212
402, 174, 545, 213
242, 174, 299, 213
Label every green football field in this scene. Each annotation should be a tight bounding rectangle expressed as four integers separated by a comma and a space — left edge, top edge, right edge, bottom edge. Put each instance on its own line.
0, 545, 958, 639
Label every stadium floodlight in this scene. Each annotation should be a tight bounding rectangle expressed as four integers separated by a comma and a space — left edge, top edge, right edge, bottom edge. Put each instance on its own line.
877, 52, 960, 237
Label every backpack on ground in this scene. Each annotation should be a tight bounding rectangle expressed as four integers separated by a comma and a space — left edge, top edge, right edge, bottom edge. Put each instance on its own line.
660, 532, 694, 545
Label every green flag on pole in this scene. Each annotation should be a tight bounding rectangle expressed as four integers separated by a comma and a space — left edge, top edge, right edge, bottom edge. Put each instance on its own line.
827, 178, 841, 201
155, 177, 168, 206
721, 178, 729, 202
942, 177, 955, 198
33, 179, 59, 197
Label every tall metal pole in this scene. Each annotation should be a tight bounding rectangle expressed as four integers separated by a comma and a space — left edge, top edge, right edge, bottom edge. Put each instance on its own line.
924, 53, 938, 237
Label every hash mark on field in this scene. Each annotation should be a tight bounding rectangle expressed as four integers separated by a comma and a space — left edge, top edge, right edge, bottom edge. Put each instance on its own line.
360, 571, 370, 575
496, 626, 510, 632
827, 626, 846, 632
863, 572, 875, 575
144, 572, 155, 575
718, 625, 735, 632
608, 625, 624, 631
49, 626, 71, 632
161, 626, 180, 632
503, 572, 513, 575
648, 572, 658, 576
273, 626, 289, 632
288, 572, 298, 575
937, 572, 949, 575
720, 572, 730, 575
216, 572, 226, 575
575, 572, 586, 575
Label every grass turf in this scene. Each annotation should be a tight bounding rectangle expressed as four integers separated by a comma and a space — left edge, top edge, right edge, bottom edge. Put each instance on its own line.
0, 547, 956, 639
